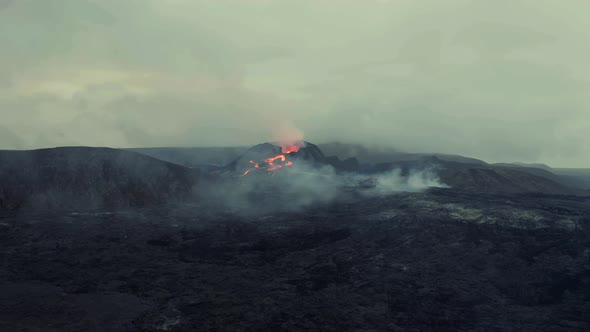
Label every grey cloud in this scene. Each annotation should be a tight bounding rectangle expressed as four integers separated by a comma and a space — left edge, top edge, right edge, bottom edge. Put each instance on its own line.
1, 0, 589, 167
0, 0, 13, 10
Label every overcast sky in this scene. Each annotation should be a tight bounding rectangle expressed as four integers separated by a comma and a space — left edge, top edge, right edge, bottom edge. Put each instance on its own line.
1, 0, 589, 167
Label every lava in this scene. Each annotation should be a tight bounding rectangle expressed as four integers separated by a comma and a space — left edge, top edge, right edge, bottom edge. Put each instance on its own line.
281, 141, 304, 154
242, 160, 261, 176
242, 143, 301, 176
267, 164, 284, 172
282, 144, 300, 154
265, 155, 286, 164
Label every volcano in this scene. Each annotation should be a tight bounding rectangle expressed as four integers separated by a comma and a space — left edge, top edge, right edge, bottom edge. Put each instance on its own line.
228, 141, 327, 177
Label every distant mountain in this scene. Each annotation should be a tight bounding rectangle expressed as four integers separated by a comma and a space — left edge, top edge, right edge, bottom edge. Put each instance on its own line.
552, 168, 590, 190
491, 163, 590, 190
316, 143, 576, 194
371, 158, 580, 195
372, 157, 588, 193
511, 162, 554, 171
492, 164, 563, 183
438, 164, 578, 195
128, 147, 248, 168
317, 142, 487, 165
0, 147, 199, 210
493, 162, 553, 171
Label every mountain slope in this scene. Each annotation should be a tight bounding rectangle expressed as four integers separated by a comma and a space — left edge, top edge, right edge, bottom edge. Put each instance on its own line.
369, 158, 579, 195
438, 165, 578, 195
0, 147, 199, 210
552, 168, 590, 190
318, 142, 488, 165
128, 147, 248, 167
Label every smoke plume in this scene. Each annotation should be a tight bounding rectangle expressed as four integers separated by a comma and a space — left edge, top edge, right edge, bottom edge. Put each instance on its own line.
198, 160, 447, 216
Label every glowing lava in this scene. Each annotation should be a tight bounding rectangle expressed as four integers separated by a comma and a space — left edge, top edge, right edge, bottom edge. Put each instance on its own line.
242, 143, 301, 176
282, 144, 300, 154
242, 160, 261, 176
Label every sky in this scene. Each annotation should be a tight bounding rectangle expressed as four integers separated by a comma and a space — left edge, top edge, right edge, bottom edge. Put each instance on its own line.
1, 0, 589, 167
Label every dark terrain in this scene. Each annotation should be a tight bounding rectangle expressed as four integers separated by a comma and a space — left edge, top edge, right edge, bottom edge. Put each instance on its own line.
1, 145, 590, 331
0, 147, 198, 210
2, 191, 590, 331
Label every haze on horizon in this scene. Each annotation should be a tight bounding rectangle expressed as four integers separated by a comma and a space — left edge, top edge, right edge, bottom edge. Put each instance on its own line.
1, 0, 589, 167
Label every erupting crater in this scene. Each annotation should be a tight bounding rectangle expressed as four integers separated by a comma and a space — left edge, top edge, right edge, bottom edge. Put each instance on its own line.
230, 141, 326, 177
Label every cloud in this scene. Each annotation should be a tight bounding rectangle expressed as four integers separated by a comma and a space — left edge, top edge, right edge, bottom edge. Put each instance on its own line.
1, 0, 590, 166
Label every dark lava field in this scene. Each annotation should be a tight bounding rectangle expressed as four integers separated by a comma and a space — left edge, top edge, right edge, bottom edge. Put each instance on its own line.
2, 190, 590, 331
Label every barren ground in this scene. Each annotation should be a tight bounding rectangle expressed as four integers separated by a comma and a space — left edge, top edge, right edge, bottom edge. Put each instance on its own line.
1, 190, 590, 331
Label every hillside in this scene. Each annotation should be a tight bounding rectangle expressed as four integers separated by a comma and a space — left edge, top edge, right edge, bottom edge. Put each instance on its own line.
318, 142, 488, 165
492, 163, 590, 190
438, 165, 578, 195
0, 147, 199, 210
128, 147, 248, 168
368, 158, 580, 195
552, 168, 590, 190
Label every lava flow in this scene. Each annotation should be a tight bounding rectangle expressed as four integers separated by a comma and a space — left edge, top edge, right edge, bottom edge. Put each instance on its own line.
242, 143, 301, 176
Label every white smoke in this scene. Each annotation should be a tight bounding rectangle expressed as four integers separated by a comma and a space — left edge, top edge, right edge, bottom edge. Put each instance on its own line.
368, 168, 449, 195
199, 160, 448, 215
270, 121, 304, 150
